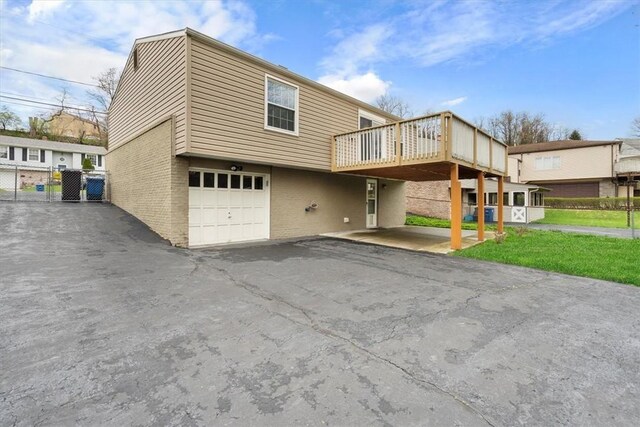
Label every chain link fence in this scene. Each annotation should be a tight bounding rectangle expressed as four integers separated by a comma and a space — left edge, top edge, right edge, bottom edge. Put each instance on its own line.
0, 163, 109, 203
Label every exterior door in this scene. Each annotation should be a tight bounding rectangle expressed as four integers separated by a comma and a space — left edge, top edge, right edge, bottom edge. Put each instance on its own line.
188, 169, 269, 246
366, 178, 378, 228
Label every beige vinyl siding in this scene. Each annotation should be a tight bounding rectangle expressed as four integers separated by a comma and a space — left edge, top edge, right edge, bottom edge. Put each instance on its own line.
188, 37, 394, 171
109, 36, 187, 152
517, 145, 615, 183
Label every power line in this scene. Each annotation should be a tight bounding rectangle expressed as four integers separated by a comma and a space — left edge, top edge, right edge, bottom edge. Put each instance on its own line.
0, 91, 88, 107
1, 66, 99, 88
0, 95, 107, 115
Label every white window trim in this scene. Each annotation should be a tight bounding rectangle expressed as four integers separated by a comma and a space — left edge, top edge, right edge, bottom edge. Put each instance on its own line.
28, 148, 40, 161
0, 146, 7, 159
264, 74, 299, 136
86, 154, 98, 165
358, 109, 386, 129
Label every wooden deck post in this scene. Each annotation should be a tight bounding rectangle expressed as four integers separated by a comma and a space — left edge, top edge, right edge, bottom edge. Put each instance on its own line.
477, 171, 485, 241
497, 175, 504, 233
450, 163, 462, 250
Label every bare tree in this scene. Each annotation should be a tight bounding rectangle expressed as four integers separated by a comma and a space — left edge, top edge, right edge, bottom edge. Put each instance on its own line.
86, 68, 119, 111
632, 116, 640, 137
477, 110, 576, 146
375, 94, 413, 118
0, 106, 22, 130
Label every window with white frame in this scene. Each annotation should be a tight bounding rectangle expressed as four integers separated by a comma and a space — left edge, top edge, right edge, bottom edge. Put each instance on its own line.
86, 154, 97, 166
28, 148, 40, 161
531, 192, 544, 206
265, 75, 298, 135
534, 156, 561, 170
0, 146, 7, 159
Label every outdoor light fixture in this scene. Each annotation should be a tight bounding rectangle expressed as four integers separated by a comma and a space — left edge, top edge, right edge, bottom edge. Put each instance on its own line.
230, 164, 243, 171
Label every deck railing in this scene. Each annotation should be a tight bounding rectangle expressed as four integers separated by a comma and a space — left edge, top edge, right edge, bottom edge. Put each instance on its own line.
332, 111, 508, 175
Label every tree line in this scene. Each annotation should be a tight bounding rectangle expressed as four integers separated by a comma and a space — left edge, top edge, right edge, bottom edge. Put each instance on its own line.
375, 95, 640, 146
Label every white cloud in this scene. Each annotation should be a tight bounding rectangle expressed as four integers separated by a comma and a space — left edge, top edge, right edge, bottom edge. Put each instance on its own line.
27, 0, 65, 23
316, 0, 631, 100
0, 0, 272, 120
318, 72, 390, 103
442, 97, 467, 107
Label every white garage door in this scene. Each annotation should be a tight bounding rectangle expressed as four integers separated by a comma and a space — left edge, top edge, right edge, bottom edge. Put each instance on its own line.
0, 170, 17, 191
188, 169, 269, 246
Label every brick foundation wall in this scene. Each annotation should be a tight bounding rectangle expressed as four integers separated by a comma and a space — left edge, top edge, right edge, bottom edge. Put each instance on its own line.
106, 119, 189, 246
406, 181, 451, 219
270, 168, 406, 239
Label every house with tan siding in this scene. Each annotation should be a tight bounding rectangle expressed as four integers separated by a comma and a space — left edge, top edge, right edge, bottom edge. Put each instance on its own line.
107, 28, 508, 249
508, 140, 622, 198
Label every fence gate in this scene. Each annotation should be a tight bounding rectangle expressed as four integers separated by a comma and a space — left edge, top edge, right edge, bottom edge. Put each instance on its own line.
0, 164, 108, 203
511, 207, 527, 223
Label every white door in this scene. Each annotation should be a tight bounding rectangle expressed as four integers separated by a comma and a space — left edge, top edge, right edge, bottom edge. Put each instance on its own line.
366, 178, 378, 228
188, 170, 269, 246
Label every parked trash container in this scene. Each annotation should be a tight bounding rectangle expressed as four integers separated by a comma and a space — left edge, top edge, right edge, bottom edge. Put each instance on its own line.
86, 176, 105, 201
484, 207, 494, 223
61, 170, 82, 201
35, 184, 45, 192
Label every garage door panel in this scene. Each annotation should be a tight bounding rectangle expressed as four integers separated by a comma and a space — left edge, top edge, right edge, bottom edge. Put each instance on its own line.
202, 190, 217, 207
202, 207, 217, 225
189, 169, 269, 246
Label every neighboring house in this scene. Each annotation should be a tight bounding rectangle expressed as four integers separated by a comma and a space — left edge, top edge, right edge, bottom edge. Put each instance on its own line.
406, 179, 546, 223
0, 135, 106, 190
508, 140, 622, 198
48, 112, 103, 141
614, 138, 640, 197
107, 28, 508, 248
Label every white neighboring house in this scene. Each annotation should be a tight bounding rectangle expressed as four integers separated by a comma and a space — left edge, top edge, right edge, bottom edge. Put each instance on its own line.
0, 135, 106, 190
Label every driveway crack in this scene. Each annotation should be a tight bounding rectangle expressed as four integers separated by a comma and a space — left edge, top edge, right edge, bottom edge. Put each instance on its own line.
211, 265, 497, 427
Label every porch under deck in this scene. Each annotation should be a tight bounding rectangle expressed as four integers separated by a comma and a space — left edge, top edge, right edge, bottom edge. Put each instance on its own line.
323, 226, 494, 254
332, 111, 509, 249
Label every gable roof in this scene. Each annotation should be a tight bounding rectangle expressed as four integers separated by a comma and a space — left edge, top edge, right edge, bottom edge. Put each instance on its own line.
111, 28, 398, 121
0, 135, 106, 155
618, 138, 640, 157
508, 140, 620, 155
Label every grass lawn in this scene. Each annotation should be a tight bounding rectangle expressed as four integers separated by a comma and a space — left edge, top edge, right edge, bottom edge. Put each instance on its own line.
535, 209, 634, 229
22, 184, 62, 192
455, 229, 640, 286
406, 214, 487, 231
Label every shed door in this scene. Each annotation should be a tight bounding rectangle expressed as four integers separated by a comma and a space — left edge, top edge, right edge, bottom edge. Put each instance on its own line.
188, 170, 269, 246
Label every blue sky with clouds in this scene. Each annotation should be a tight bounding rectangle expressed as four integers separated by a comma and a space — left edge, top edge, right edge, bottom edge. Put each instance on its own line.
1, 0, 638, 138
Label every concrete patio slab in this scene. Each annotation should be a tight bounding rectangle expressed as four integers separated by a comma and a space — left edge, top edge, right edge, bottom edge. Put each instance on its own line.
323, 225, 493, 253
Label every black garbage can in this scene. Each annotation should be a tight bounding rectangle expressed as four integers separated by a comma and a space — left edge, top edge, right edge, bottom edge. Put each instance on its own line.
484, 207, 494, 223
61, 170, 82, 201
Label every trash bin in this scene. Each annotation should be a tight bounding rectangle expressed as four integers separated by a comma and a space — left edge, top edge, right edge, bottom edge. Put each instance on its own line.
484, 207, 494, 223
61, 170, 82, 201
86, 176, 105, 201
35, 184, 45, 192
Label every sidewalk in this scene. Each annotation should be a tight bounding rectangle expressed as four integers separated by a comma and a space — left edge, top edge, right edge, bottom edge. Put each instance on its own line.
523, 223, 638, 239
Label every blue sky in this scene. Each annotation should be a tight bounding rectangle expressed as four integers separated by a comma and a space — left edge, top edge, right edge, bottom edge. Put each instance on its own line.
0, 0, 638, 139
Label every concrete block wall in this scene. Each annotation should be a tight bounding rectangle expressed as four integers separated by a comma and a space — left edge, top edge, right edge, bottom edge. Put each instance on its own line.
599, 179, 617, 198
106, 119, 189, 247
406, 181, 451, 219
270, 168, 406, 239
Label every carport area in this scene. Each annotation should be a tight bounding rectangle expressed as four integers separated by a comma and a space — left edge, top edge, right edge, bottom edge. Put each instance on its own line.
324, 226, 492, 253
1, 203, 639, 426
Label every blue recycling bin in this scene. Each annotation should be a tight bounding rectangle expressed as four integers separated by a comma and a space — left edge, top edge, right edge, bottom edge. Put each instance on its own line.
86, 177, 105, 201
35, 184, 45, 192
484, 207, 494, 223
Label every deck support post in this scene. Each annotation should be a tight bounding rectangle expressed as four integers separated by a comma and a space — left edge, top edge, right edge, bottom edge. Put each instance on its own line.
450, 163, 462, 250
477, 171, 485, 241
497, 176, 504, 234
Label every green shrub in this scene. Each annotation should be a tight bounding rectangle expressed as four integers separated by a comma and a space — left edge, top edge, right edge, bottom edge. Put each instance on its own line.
545, 197, 640, 210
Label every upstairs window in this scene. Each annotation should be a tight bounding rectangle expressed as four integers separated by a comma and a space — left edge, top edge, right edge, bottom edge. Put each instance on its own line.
28, 148, 40, 161
534, 155, 561, 170
265, 75, 298, 135
0, 146, 7, 159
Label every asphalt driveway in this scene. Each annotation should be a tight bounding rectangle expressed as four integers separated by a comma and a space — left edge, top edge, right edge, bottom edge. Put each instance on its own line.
1, 203, 639, 426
